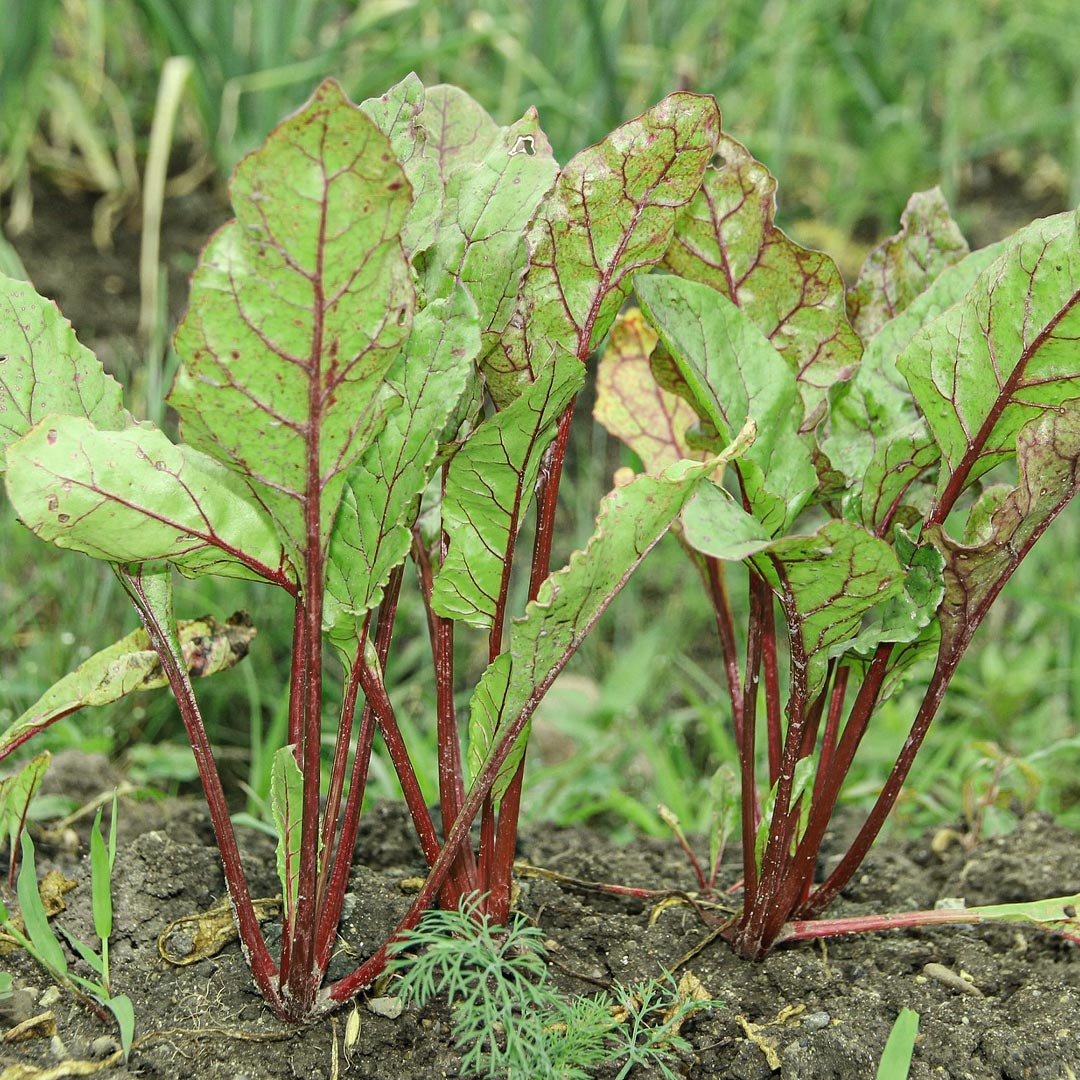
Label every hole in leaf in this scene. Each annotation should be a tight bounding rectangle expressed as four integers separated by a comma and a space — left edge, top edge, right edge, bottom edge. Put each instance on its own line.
46, 496, 58, 512
57, 513, 70, 523
46, 429, 58, 445
509, 134, 536, 158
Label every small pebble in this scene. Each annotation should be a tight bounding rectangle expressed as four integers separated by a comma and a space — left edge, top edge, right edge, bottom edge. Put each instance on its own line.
366, 995, 403, 1019
89, 1035, 120, 1058
801, 1011, 831, 1030
40, 986, 62, 1008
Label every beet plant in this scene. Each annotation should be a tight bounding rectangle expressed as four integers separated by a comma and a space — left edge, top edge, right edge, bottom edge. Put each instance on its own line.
0, 77, 733, 1021
2, 75, 1079, 1026
596, 152, 1080, 956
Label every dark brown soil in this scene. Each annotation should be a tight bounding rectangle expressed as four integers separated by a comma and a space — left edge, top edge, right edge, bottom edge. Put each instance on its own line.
0, 756, 1077, 1080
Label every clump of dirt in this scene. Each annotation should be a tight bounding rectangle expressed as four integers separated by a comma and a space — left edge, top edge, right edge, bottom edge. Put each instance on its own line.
0, 769, 1076, 1079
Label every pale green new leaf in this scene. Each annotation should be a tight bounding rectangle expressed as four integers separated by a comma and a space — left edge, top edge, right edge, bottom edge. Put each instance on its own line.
635, 273, 816, 533
0, 607, 255, 761
16, 833, 67, 977
0, 752, 49, 854
431, 350, 585, 628
898, 210, 1080, 498
5, 416, 289, 583
0, 276, 132, 469
468, 437, 753, 802
324, 289, 480, 644
488, 94, 721, 406
662, 132, 861, 430
271, 746, 305, 921
171, 80, 415, 560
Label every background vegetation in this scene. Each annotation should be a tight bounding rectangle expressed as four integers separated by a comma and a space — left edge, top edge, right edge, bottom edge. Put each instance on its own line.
2, 0, 1078, 847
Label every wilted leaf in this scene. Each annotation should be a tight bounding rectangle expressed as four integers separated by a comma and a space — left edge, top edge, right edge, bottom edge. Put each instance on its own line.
594, 308, 701, 474
487, 93, 721, 405
0, 611, 256, 761
662, 133, 861, 429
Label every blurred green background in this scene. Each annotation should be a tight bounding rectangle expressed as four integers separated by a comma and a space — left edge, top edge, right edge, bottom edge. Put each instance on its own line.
2, 0, 1078, 846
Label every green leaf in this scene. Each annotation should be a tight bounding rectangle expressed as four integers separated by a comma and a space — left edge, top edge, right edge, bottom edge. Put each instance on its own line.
593, 308, 702, 475
898, 211, 1080, 500
271, 745, 305, 921
0, 752, 50, 854
755, 757, 815, 870
5, 416, 289, 583
848, 188, 969, 343
488, 93, 721, 406
0, 609, 255, 762
635, 273, 816, 533
468, 439, 752, 802
90, 803, 113, 943
359, 73, 442, 257
680, 481, 773, 562
16, 833, 67, 977
107, 994, 135, 1059
0, 276, 132, 470
750, 520, 904, 700
662, 132, 861, 429
170, 79, 415, 562
926, 401, 1080, 662
324, 288, 479, 644
825, 240, 1008, 530
415, 86, 558, 360
876, 1009, 919, 1080
431, 350, 585, 628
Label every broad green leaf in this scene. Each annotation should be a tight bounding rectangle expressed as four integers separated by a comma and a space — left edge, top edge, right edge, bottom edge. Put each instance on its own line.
170, 79, 415, 562
271, 745, 305, 921
0, 752, 49, 856
16, 833, 67, 977
360, 73, 442, 257
0, 609, 256, 761
848, 188, 969, 342
416, 86, 558, 355
324, 289, 480, 644
0, 277, 132, 470
635, 273, 816, 533
662, 133, 861, 429
751, 520, 904, 700
898, 211, 1080, 500
926, 401, 1080, 663
487, 93, 721, 406
468, 438, 752, 802
431, 350, 585, 628
593, 308, 701, 474
5, 416, 289, 583
680, 480, 773, 562
825, 239, 1008, 529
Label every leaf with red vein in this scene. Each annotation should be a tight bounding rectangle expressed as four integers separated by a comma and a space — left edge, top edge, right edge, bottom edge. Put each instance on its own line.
486, 93, 721, 407
593, 307, 701, 474
5, 417, 288, 583
324, 288, 479, 644
359, 73, 442, 257
467, 447, 750, 803
0, 278, 132, 466
415, 86, 558, 356
662, 133, 861, 430
431, 350, 585, 628
847, 188, 969, 343
635, 273, 815, 534
926, 401, 1080, 662
170, 80, 415, 560
898, 210, 1080, 503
